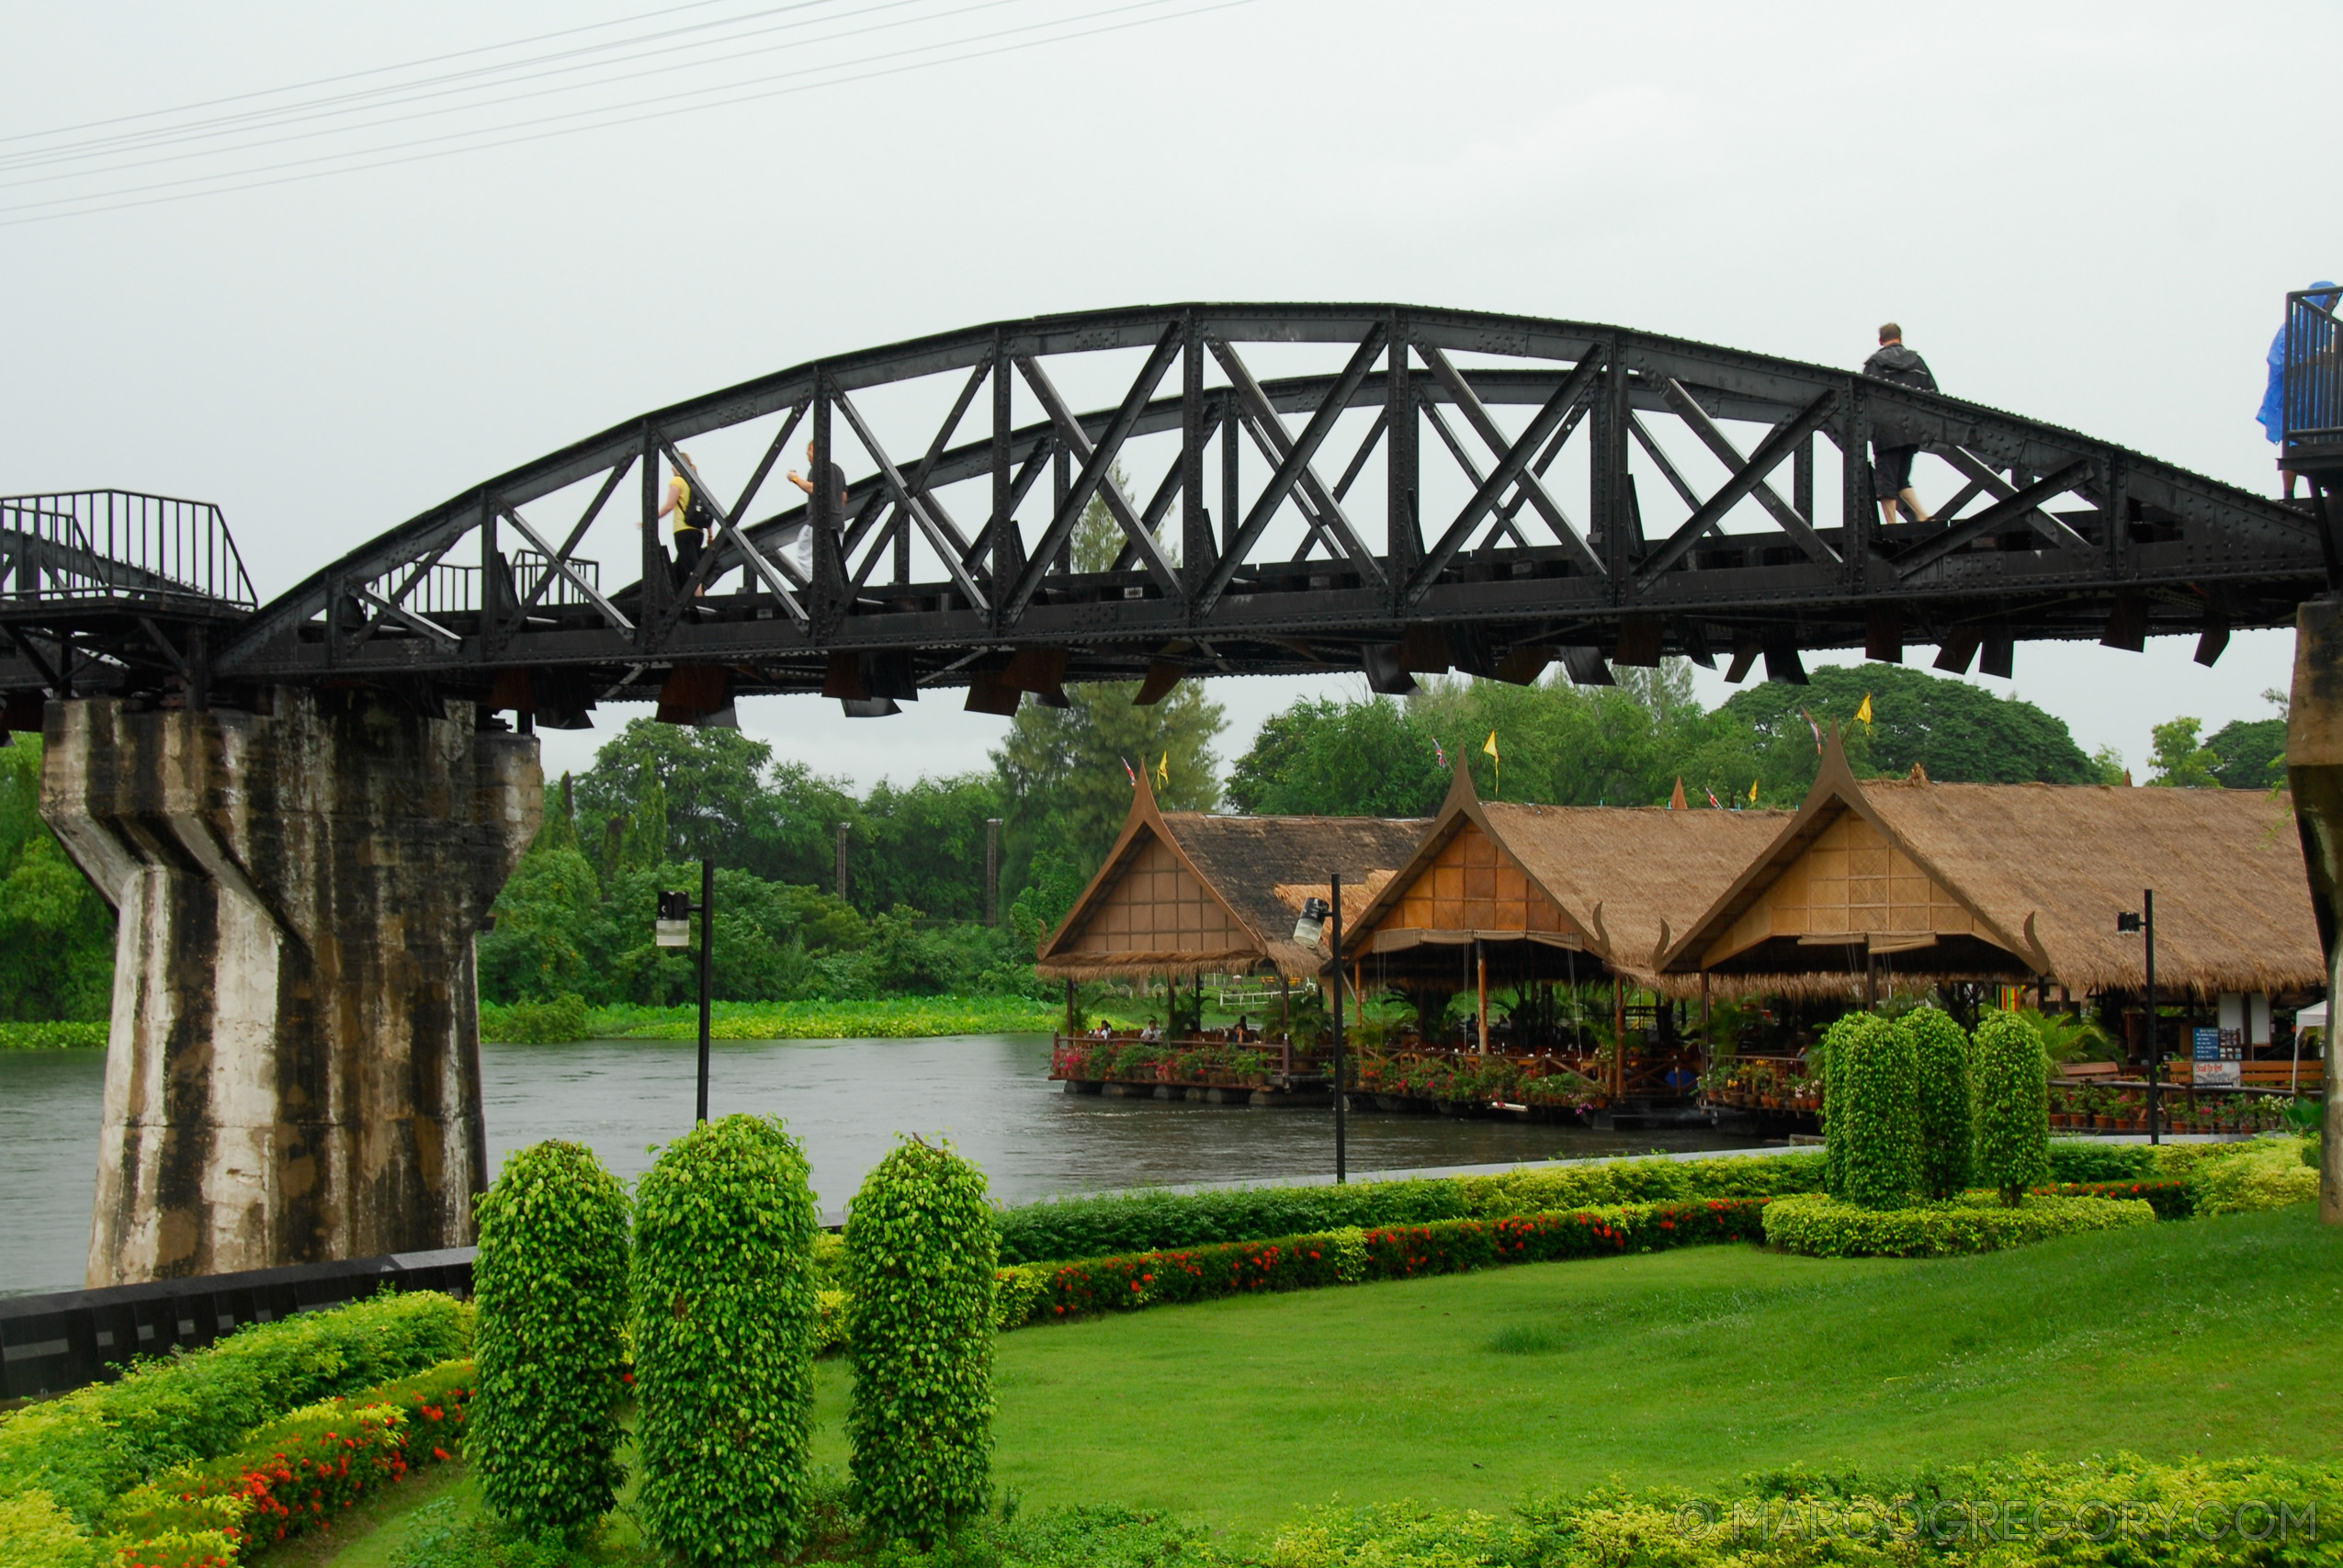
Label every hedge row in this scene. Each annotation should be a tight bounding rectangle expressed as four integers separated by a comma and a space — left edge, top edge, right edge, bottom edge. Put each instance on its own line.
0, 1291, 471, 1529
1270, 1451, 2341, 1567
103, 1359, 471, 1568
1762, 1192, 2156, 1258
0, 1021, 106, 1051
992, 1153, 1825, 1266
2033, 1179, 2194, 1220
997, 1198, 1772, 1327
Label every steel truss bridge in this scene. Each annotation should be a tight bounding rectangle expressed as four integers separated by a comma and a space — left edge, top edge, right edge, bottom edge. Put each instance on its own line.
1, 304, 2328, 727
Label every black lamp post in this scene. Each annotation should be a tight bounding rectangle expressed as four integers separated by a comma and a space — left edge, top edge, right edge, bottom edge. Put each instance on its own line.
1292, 887, 1345, 1183
657, 859, 716, 1125
2118, 889, 2159, 1145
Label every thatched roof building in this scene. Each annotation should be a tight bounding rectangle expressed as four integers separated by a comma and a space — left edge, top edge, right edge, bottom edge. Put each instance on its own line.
1339, 763, 1790, 988
1034, 769, 1423, 981
1654, 732, 2324, 999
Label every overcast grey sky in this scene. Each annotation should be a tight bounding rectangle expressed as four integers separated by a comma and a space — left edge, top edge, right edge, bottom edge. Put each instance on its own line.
4, 1, 2330, 788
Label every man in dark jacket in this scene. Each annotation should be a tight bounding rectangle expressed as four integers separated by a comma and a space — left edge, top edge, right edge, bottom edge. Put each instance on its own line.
1862, 323, 1936, 526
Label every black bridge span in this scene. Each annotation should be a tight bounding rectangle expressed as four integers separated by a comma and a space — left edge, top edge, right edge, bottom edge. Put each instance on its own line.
3, 303, 2328, 722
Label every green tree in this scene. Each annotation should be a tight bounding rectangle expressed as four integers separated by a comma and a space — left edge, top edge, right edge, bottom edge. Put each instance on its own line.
1906, 1007, 1973, 1201
470, 1140, 631, 1540
1718, 662, 2098, 795
2204, 716, 2287, 790
631, 1115, 821, 1564
2146, 716, 2223, 788
1225, 697, 1445, 817
844, 1137, 997, 1545
855, 773, 1003, 920
1971, 1009, 2051, 1205
0, 736, 114, 1021
1824, 1011, 1919, 1209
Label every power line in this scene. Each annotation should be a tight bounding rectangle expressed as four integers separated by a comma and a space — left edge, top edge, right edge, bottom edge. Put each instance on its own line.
0, 0, 1252, 227
0, 0, 875, 174
0, 0, 974, 186
0, 0, 753, 148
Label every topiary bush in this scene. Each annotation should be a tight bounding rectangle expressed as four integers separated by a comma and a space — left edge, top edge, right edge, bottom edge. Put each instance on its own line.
1906, 1007, 1973, 1200
1971, 1009, 2050, 1205
1824, 1011, 1919, 1209
470, 1140, 631, 1541
631, 1114, 821, 1566
844, 1137, 998, 1546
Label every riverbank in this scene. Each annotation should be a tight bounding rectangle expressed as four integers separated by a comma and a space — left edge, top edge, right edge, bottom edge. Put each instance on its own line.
480, 995, 1059, 1043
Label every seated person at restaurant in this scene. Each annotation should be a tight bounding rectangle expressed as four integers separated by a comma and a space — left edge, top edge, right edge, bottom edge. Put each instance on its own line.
1140, 1017, 1162, 1042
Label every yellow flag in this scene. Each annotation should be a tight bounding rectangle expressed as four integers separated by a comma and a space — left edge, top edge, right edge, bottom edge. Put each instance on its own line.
1156, 750, 1170, 787
1748, 778, 1760, 805
1855, 693, 1874, 725
1483, 729, 1500, 798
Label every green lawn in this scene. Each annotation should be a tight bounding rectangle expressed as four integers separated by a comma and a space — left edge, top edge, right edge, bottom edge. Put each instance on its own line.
807, 1204, 2343, 1538
322, 1206, 2341, 1561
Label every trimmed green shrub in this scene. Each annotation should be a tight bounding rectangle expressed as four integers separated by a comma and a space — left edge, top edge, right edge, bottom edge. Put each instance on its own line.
1001, 1200, 1771, 1325
1906, 1007, 1972, 1199
0, 1289, 470, 1529
470, 1140, 631, 1540
1826, 1012, 1919, 1208
1971, 1009, 2050, 1204
630, 1114, 821, 1566
2045, 1139, 2154, 1182
1761, 1191, 2152, 1257
1271, 1451, 2342, 1567
101, 1359, 470, 1566
844, 1137, 998, 1545
990, 1152, 1827, 1267
2188, 1137, 2321, 1214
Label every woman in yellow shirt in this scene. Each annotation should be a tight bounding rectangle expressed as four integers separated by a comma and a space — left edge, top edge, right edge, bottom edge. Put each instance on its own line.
650, 453, 708, 593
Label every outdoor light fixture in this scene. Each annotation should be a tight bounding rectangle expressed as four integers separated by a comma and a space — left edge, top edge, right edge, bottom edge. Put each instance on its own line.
2116, 910, 2144, 935
655, 890, 693, 948
656, 871, 719, 1126
1292, 896, 1331, 948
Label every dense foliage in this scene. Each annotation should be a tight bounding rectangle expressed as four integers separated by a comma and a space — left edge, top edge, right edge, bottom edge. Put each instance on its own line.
1972, 1008, 2052, 1203
470, 1141, 631, 1540
1906, 1006, 1973, 1199
1762, 1190, 2156, 1257
844, 1139, 997, 1544
0, 1290, 469, 1529
0, 737, 113, 1021
2205, 711, 2288, 789
629, 1114, 821, 1565
1822, 1012, 1919, 1208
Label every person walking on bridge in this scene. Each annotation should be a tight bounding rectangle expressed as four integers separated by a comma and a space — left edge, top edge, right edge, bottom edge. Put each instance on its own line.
649, 450, 713, 594
1862, 322, 1937, 527
2258, 281, 2341, 502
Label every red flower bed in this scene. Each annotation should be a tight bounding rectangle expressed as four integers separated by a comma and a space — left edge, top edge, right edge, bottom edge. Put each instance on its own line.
113, 1362, 471, 1568
2031, 1179, 2193, 1220
1010, 1198, 1772, 1326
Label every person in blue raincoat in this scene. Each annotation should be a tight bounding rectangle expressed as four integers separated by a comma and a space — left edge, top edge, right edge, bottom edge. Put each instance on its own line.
2259, 281, 2341, 500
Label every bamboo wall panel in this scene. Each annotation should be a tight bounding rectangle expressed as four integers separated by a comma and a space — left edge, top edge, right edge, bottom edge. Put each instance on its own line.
1063, 831, 1251, 955
1705, 813, 1975, 965
1377, 823, 1575, 936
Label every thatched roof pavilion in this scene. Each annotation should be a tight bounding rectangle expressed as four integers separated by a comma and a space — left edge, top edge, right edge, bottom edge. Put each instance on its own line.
1339, 763, 1790, 990
1654, 731, 2325, 1000
1034, 769, 1423, 982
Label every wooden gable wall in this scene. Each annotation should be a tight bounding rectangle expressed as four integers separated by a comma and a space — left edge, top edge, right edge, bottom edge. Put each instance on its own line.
1703, 812, 1981, 966
1059, 831, 1252, 956
1374, 821, 1574, 937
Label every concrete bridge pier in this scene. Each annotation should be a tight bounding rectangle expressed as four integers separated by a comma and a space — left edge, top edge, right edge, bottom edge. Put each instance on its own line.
2289, 599, 2343, 1224
41, 691, 540, 1286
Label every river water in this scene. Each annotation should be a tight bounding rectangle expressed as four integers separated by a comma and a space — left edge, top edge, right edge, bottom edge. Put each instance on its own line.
1, 1035, 1760, 1296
